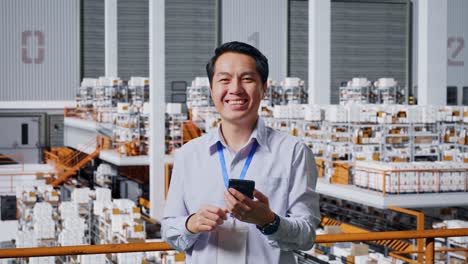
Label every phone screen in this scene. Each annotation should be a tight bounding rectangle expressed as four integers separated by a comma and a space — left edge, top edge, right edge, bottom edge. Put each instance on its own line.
228, 179, 255, 199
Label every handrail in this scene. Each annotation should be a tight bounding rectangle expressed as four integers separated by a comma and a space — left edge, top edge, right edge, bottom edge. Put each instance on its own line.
315, 228, 468, 243
51, 147, 101, 187
0, 228, 467, 260
43, 151, 59, 164
61, 137, 97, 167
0, 242, 172, 259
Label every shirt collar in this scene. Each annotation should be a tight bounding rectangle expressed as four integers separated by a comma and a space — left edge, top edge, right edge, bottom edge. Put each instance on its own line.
207, 117, 270, 154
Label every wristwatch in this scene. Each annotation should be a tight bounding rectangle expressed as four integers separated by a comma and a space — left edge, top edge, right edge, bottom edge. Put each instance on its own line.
257, 213, 280, 235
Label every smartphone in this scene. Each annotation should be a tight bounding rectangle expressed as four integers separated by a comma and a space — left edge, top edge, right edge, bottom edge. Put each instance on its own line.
228, 179, 255, 199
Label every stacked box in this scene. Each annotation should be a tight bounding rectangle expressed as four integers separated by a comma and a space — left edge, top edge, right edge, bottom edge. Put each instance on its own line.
355, 161, 468, 193
438, 106, 462, 122
80, 254, 107, 264
316, 158, 325, 178
325, 105, 348, 123
29, 257, 55, 264
304, 105, 324, 121
116, 252, 144, 264
33, 218, 55, 239
16, 186, 37, 204
348, 104, 379, 123
16, 230, 37, 248
59, 201, 79, 219
445, 220, 468, 245
93, 200, 114, 218
273, 105, 305, 119
330, 163, 352, 185
71, 187, 92, 204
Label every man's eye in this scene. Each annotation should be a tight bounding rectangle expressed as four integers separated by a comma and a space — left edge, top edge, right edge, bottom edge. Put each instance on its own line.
243, 78, 253, 82
219, 78, 229, 82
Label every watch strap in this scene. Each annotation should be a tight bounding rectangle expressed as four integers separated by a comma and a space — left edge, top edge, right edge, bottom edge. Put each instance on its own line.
257, 213, 280, 235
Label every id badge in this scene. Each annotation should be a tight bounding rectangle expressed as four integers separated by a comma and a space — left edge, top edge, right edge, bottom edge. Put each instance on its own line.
217, 219, 248, 264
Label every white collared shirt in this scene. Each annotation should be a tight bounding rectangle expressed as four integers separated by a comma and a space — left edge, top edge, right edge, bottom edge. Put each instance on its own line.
162, 117, 321, 264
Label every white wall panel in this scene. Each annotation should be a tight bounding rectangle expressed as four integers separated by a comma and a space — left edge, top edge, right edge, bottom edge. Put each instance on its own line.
222, 0, 288, 81
447, 0, 468, 89
0, 116, 40, 163
0, 0, 79, 101
417, 0, 447, 105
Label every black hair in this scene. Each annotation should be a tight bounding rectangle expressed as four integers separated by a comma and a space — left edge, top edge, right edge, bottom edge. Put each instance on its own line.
206, 41, 269, 85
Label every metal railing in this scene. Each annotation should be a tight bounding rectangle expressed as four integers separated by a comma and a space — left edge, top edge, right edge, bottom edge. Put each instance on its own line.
0, 228, 467, 263
388, 206, 425, 263
0, 155, 29, 194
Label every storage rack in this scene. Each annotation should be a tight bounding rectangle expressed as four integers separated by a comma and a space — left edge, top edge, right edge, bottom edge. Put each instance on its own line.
339, 83, 376, 105
263, 79, 285, 106
186, 77, 212, 108
439, 122, 462, 161
253, 105, 468, 186
128, 77, 149, 112
139, 107, 150, 156
113, 105, 141, 156
282, 77, 308, 105
325, 122, 353, 184
374, 78, 405, 104
381, 123, 411, 163
350, 123, 381, 162
411, 123, 440, 161
76, 78, 96, 120
301, 120, 327, 158
165, 109, 187, 155
78, 201, 93, 245
339, 78, 405, 105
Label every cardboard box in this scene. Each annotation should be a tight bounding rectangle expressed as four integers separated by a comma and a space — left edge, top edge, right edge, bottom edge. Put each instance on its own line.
324, 225, 342, 234
351, 243, 369, 256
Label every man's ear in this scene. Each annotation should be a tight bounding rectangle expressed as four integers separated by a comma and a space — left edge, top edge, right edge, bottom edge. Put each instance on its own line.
262, 83, 268, 98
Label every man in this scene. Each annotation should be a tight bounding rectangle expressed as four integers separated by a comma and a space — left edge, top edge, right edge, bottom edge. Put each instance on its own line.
162, 41, 320, 264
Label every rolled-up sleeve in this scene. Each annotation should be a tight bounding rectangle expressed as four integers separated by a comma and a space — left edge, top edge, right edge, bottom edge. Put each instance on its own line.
161, 150, 200, 251
267, 142, 321, 250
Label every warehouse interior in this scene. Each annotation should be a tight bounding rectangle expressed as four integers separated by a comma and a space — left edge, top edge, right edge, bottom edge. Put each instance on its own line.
0, 0, 467, 263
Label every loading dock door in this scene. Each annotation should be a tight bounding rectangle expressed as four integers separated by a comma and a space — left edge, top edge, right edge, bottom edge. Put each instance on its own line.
0, 117, 40, 163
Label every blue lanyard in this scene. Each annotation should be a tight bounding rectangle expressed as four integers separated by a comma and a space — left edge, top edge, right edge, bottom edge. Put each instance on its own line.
217, 141, 258, 189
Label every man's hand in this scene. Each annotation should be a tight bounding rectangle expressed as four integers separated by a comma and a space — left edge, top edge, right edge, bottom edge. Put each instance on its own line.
224, 188, 275, 226
186, 206, 228, 233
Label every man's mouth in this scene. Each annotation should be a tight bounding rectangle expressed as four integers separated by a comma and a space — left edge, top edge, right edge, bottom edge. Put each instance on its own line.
226, 99, 248, 105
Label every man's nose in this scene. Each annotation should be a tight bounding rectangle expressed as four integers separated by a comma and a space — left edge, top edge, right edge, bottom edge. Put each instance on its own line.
228, 78, 243, 94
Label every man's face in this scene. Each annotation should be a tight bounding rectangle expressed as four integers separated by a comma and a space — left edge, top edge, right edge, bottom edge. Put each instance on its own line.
211, 52, 266, 126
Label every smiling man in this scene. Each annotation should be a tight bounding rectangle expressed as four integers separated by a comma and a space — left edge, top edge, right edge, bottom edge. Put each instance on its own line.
162, 41, 320, 264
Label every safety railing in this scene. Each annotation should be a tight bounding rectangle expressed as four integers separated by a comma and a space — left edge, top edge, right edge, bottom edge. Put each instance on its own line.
43, 150, 60, 165
60, 137, 98, 168
0, 155, 26, 194
388, 206, 426, 263
0, 228, 467, 263
46, 137, 100, 187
